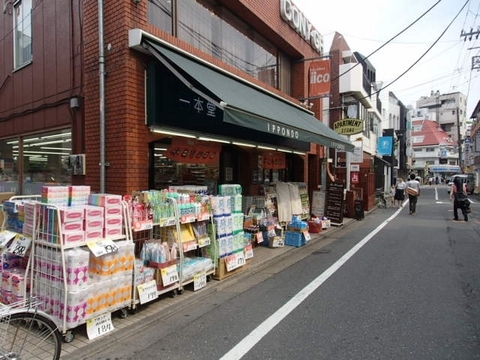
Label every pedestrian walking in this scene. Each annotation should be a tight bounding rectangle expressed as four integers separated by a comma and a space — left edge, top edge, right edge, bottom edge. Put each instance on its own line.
390, 184, 396, 207
394, 178, 406, 207
450, 176, 468, 222
406, 173, 420, 215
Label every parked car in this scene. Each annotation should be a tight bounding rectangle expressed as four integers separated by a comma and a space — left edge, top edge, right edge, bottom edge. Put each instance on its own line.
447, 174, 475, 194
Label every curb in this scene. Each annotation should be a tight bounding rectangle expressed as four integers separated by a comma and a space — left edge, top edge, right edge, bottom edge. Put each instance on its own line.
64, 214, 364, 359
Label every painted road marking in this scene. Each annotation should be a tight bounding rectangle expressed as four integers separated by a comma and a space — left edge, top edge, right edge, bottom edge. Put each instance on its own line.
219, 208, 403, 360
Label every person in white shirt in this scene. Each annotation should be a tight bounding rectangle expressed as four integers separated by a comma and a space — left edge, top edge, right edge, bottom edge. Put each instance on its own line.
406, 173, 421, 215
394, 178, 406, 207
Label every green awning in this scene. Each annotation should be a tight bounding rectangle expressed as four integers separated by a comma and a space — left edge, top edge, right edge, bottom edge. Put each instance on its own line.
144, 40, 354, 152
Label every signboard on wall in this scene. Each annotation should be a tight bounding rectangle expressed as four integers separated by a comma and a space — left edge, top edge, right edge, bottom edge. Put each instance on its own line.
167, 138, 221, 165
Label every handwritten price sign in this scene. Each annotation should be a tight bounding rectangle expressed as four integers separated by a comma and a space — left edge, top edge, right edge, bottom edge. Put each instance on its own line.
0, 230, 17, 248
193, 271, 207, 291
86, 239, 119, 257
87, 312, 114, 340
225, 252, 246, 272
137, 280, 158, 304
160, 265, 179, 287
8, 234, 32, 257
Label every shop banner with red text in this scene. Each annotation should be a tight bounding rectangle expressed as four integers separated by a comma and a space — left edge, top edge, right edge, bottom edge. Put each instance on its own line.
262, 152, 285, 170
309, 60, 330, 97
167, 138, 221, 165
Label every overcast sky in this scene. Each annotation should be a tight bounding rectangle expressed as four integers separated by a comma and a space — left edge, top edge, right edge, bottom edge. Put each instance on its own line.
293, 0, 480, 117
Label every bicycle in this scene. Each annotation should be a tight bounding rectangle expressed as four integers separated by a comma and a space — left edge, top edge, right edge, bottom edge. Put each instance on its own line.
0, 297, 62, 360
375, 188, 387, 209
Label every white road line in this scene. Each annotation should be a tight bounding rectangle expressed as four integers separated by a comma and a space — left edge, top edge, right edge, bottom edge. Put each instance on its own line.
219, 209, 402, 360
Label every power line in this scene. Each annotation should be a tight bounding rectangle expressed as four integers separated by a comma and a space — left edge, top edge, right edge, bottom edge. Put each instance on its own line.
332, 0, 442, 82
367, 0, 471, 101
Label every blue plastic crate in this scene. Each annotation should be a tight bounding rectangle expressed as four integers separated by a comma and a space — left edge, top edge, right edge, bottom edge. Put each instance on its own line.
284, 231, 306, 247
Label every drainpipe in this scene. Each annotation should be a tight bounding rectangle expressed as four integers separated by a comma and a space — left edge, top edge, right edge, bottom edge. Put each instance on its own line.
98, 0, 106, 193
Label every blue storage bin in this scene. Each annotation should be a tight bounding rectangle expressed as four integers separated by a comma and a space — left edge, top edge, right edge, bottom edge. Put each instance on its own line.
284, 231, 306, 247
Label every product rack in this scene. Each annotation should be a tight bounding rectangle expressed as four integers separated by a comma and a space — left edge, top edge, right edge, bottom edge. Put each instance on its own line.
30, 201, 134, 343
130, 195, 216, 310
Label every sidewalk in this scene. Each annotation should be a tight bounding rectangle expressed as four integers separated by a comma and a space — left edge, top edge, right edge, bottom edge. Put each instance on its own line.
61, 216, 360, 359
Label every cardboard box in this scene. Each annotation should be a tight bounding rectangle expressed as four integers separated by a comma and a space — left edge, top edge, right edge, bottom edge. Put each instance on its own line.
213, 256, 250, 281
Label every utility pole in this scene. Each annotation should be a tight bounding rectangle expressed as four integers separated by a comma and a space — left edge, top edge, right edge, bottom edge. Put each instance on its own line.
461, 28, 480, 42
457, 106, 462, 171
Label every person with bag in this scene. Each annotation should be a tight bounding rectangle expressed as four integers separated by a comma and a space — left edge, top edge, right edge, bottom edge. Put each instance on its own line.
450, 176, 468, 221
406, 173, 420, 215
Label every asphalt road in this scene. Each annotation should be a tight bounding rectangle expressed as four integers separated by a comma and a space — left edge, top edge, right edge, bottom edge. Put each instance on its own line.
69, 185, 480, 360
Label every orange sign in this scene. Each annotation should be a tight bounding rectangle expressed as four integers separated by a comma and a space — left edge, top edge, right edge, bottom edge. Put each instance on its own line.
166, 138, 220, 165
262, 152, 285, 170
309, 60, 330, 97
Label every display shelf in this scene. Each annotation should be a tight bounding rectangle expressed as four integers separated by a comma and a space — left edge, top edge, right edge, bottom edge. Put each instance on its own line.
0, 195, 41, 305
130, 192, 216, 306
30, 200, 134, 342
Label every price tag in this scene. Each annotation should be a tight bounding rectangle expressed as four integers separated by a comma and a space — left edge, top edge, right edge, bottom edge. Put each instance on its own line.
160, 265, 179, 287
225, 252, 246, 272
255, 232, 263, 244
181, 214, 196, 223
182, 241, 198, 252
133, 220, 153, 232
137, 280, 158, 304
193, 271, 207, 291
244, 245, 254, 259
0, 230, 17, 248
197, 236, 211, 248
303, 231, 311, 242
87, 312, 114, 340
8, 234, 32, 257
197, 213, 210, 221
165, 218, 176, 226
86, 239, 119, 257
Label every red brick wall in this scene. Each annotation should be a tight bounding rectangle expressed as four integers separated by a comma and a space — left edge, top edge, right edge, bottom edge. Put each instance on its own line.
83, 0, 325, 195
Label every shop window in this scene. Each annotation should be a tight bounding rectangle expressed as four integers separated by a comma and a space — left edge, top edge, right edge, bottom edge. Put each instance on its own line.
3, 130, 71, 195
175, 0, 279, 89
148, 0, 173, 34
0, 138, 19, 193
13, 0, 33, 69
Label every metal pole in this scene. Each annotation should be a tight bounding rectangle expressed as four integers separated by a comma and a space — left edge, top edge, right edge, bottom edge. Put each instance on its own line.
98, 0, 106, 192
457, 106, 462, 170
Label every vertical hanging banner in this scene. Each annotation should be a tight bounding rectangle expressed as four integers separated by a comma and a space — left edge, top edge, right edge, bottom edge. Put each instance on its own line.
377, 136, 393, 156
309, 60, 330, 97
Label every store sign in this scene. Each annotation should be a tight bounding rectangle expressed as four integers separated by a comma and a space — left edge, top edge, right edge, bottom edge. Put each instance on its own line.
280, 0, 323, 54
351, 172, 359, 184
309, 60, 330, 97
333, 119, 363, 135
166, 138, 220, 165
262, 152, 286, 170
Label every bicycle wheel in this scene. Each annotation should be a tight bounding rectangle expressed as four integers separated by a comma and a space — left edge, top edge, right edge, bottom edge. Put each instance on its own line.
1, 311, 62, 360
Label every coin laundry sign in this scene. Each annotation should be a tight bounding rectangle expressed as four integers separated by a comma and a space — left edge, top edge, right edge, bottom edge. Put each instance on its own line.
333, 119, 364, 135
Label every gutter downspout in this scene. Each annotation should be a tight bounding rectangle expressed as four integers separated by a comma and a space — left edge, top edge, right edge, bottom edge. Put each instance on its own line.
98, 0, 106, 193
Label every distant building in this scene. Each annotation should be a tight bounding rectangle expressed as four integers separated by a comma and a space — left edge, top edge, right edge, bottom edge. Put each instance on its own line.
410, 118, 460, 180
